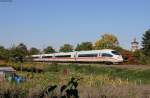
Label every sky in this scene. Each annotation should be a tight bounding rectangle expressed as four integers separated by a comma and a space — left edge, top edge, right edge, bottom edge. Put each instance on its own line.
0, 0, 150, 50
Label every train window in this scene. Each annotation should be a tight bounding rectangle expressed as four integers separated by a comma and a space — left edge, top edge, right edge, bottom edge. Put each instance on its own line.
78, 54, 97, 57
111, 51, 120, 55
102, 53, 113, 57
42, 56, 52, 58
55, 55, 71, 58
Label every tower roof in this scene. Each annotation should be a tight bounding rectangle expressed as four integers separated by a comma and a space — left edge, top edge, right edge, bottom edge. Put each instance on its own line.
131, 38, 139, 44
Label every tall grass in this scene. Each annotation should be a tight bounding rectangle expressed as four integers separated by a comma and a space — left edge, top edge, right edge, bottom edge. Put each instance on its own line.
1, 71, 150, 98
1, 62, 150, 97
67, 64, 150, 84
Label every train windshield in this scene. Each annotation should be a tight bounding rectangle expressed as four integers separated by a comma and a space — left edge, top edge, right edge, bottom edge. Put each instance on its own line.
111, 51, 120, 55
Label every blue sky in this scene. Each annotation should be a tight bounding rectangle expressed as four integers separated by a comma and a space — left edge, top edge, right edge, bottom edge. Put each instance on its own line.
0, 0, 150, 50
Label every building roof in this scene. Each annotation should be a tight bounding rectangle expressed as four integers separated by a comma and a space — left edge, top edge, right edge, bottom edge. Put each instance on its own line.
0, 67, 16, 72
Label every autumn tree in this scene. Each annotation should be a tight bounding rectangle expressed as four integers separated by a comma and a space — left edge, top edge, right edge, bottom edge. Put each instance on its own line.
95, 34, 119, 49
59, 44, 73, 52
43, 46, 55, 54
75, 42, 93, 51
142, 29, 150, 57
121, 50, 138, 64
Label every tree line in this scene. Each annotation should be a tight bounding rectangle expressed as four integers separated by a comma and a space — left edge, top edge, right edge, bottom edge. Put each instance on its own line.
0, 29, 150, 64
0, 33, 119, 62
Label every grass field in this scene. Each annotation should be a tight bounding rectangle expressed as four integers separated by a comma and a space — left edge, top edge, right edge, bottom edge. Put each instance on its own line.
0, 62, 150, 98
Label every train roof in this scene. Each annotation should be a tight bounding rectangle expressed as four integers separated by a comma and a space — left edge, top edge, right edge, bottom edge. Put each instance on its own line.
31, 49, 115, 56
75, 49, 114, 52
76, 49, 114, 54
54, 52, 75, 55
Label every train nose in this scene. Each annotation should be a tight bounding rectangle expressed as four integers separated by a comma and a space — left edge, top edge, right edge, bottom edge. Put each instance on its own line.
118, 55, 123, 61
114, 55, 123, 62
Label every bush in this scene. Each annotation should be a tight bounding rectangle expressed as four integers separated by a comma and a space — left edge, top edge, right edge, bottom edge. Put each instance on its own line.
133, 50, 150, 65
121, 50, 138, 64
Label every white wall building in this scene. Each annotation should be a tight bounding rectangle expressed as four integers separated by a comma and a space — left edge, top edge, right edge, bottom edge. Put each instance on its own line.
131, 38, 139, 52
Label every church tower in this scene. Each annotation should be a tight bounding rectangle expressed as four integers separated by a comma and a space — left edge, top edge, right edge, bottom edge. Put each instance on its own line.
131, 38, 139, 52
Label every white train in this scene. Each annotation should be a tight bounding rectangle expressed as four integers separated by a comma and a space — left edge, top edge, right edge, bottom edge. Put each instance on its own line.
31, 49, 123, 64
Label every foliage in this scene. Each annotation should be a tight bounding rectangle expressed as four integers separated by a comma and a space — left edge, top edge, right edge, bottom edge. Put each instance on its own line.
1, 63, 150, 98
39, 77, 80, 98
120, 50, 138, 64
17, 43, 28, 54
132, 49, 150, 65
43, 46, 55, 54
60, 77, 80, 98
29, 47, 40, 55
0, 76, 80, 98
136, 55, 150, 65
0, 46, 9, 60
4, 62, 150, 84
9, 62, 52, 73
95, 34, 119, 49
142, 29, 150, 56
9, 43, 28, 62
75, 42, 93, 51
48, 63, 60, 72
112, 46, 124, 53
59, 44, 73, 52
67, 64, 150, 84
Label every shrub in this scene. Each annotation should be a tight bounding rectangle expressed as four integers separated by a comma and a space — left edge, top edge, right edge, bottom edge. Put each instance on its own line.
121, 50, 138, 64
133, 50, 150, 65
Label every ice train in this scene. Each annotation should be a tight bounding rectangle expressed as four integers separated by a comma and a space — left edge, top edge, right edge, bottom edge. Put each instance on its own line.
31, 49, 123, 64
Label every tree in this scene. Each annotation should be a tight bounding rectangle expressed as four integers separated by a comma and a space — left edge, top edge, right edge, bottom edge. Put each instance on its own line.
59, 44, 73, 52
29, 47, 40, 55
95, 34, 119, 49
43, 46, 55, 54
142, 29, 150, 56
113, 46, 124, 53
75, 42, 93, 51
17, 43, 28, 54
9, 43, 28, 62
0, 46, 9, 60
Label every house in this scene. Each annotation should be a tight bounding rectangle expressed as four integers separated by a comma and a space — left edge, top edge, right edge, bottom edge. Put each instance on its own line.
0, 67, 16, 81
